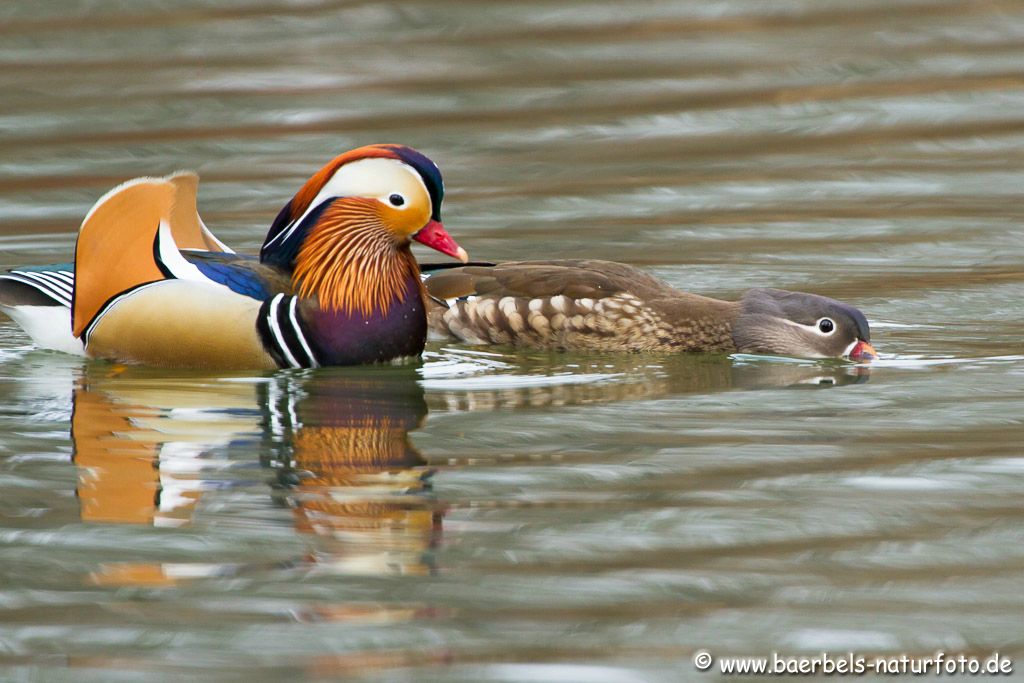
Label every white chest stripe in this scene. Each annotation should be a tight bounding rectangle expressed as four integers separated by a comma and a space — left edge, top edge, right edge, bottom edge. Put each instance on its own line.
262, 294, 320, 369
287, 296, 319, 368
267, 294, 302, 369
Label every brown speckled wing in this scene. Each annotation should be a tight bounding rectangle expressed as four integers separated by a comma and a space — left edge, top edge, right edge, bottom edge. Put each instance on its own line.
425, 260, 736, 353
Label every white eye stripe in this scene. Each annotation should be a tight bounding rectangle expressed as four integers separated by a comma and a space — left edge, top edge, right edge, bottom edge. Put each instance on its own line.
266, 159, 427, 249
779, 317, 838, 336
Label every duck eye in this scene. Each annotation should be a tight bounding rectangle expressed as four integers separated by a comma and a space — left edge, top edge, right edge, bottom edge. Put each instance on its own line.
388, 193, 405, 207
818, 318, 835, 334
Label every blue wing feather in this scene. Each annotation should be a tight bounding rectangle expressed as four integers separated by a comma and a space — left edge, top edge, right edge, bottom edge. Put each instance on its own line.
14, 262, 75, 273
188, 256, 273, 300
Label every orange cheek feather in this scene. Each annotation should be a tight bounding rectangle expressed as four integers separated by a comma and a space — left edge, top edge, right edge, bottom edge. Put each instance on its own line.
378, 202, 430, 239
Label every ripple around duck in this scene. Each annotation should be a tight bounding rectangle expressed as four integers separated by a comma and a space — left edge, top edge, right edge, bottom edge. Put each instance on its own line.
421, 349, 621, 393
869, 354, 1024, 369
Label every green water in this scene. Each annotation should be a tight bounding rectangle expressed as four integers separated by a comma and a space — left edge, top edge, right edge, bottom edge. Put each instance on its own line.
1, 1, 1023, 681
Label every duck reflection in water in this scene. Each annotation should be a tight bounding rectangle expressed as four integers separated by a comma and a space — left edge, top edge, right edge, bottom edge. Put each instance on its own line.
71, 364, 439, 586
265, 368, 440, 577
69, 352, 868, 585
426, 351, 870, 413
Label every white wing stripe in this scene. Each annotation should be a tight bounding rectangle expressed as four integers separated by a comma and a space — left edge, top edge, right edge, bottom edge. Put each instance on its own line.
156, 220, 217, 283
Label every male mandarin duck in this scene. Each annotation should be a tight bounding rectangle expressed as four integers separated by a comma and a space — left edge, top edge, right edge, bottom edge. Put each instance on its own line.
421, 260, 877, 360
0, 144, 468, 369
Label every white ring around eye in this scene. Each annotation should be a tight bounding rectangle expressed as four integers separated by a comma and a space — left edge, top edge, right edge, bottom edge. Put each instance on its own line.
816, 317, 836, 335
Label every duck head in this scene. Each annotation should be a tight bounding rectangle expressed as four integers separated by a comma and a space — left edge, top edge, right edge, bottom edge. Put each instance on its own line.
260, 144, 467, 315
733, 288, 877, 361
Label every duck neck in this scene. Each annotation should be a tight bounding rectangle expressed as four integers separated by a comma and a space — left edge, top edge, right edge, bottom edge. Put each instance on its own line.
291, 199, 422, 318
655, 294, 740, 352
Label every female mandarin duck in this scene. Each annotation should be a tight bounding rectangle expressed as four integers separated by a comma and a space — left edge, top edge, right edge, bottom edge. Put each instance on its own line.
0, 144, 468, 369
421, 260, 877, 360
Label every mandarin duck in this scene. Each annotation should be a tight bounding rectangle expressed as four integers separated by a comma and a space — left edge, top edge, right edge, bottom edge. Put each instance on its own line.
0, 145, 467, 369
422, 260, 877, 360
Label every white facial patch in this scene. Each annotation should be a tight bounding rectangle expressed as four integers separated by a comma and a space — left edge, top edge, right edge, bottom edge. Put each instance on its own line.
264, 157, 430, 250
313, 158, 428, 215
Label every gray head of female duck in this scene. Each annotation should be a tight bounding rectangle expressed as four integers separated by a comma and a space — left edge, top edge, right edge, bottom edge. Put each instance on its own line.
732, 288, 876, 360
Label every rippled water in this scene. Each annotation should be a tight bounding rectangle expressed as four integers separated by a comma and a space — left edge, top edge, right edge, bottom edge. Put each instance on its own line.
2, 1, 1023, 681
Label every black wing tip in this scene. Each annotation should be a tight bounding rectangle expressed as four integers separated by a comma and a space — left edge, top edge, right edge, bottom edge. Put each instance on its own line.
420, 261, 495, 273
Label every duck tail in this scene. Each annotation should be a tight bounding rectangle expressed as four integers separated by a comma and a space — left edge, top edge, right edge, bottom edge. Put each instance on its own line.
0, 263, 81, 354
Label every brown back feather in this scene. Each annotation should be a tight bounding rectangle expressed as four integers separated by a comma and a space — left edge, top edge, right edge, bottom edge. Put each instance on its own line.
425, 260, 676, 303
